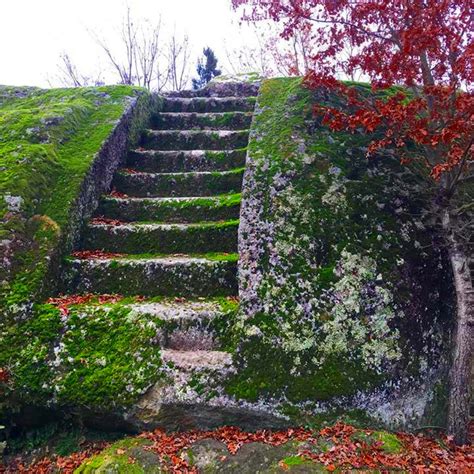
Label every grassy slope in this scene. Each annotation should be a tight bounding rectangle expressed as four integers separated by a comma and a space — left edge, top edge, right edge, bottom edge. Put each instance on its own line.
0, 84, 145, 307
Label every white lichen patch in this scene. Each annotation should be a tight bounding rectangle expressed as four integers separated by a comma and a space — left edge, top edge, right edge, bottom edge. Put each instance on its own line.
318, 250, 401, 371
127, 300, 221, 321
4, 194, 23, 212
321, 174, 347, 211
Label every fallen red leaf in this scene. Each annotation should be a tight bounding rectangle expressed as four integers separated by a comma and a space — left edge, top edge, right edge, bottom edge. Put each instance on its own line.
71, 250, 125, 260
0, 368, 10, 383
110, 188, 128, 198
3, 423, 473, 473
90, 216, 126, 226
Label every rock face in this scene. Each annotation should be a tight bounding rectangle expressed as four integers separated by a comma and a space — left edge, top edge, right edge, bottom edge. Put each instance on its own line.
232, 78, 453, 429
1, 77, 454, 434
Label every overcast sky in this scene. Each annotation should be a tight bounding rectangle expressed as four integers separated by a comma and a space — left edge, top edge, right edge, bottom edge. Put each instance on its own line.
0, 0, 260, 88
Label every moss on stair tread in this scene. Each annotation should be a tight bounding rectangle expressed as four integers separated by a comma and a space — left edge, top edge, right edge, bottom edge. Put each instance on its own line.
82, 220, 239, 254
141, 129, 249, 151
68, 252, 239, 262
96, 193, 241, 223
162, 96, 256, 113
145, 129, 250, 135
113, 168, 244, 198
127, 148, 247, 172
117, 167, 245, 177
87, 219, 239, 229
62, 254, 238, 297
101, 193, 241, 205
151, 111, 253, 132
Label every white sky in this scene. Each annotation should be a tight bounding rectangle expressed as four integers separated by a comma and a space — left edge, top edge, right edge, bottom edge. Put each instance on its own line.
0, 0, 259, 88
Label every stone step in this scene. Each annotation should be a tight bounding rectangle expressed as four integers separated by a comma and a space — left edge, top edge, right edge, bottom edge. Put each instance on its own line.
127, 149, 246, 173
150, 112, 253, 130
97, 194, 241, 223
113, 169, 244, 198
82, 220, 239, 254
133, 345, 291, 431
141, 130, 249, 151
165, 82, 258, 98
75, 298, 238, 351
130, 300, 234, 351
61, 254, 238, 297
162, 97, 256, 113
162, 349, 233, 371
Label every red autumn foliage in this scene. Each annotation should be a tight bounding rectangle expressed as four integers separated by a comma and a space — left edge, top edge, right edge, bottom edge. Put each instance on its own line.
233, 0, 473, 184
138, 423, 474, 473
90, 216, 126, 226
71, 250, 124, 260
46, 294, 123, 315
0, 442, 108, 474
2, 423, 472, 473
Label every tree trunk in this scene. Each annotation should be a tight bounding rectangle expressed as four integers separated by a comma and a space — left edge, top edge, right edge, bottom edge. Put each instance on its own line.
444, 210, 474, 444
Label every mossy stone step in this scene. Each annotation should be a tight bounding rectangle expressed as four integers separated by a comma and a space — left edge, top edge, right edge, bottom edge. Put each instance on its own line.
61, 254, 238, 297
151, 112, 253, 130
166, 83, 258, 98
133, 345, 289, 431
82, 220, 239, 254
141, 129, 249, 151
127, 149, 247, 172
113, 169, 244, 198
74, 298, 238, 351
97, 194, 241, 223
162, 97, 256, 113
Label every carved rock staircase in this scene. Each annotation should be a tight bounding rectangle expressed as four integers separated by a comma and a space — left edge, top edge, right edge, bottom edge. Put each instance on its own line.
57, 84, 281, 429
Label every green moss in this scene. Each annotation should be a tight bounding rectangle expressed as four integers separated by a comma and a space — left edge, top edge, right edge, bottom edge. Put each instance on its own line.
56, 305, 162, 407
373, 431, 404, 454
350, 430, 404, 455
98, 193, 242, 223
1, 85, 152, 311
68, 252, 239, 262
75, 438, 159, 473
113, 167, 244, 197
83, 219, 239, 254
0, 85, 144, 224
227, 340, 383, 403
0, 303, 163, 412
232, 76, 448, 414
281, 455, 305, 466
0, 304, 61, 410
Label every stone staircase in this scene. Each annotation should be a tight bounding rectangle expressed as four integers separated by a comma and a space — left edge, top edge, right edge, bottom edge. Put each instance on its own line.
58, 85, 265, 428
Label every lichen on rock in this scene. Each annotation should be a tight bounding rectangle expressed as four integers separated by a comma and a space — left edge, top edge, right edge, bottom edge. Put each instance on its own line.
232, 77, 453, 428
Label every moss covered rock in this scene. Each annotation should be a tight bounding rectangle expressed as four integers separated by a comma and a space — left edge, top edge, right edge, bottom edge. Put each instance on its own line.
233, 78, 453, 428
0, 85, 153, 312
